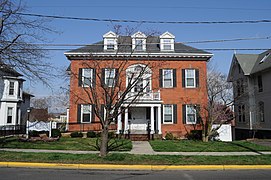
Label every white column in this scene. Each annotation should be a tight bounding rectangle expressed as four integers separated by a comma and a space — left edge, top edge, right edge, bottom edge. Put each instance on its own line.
151, 106, 154, 134
157, 105, 162, 134
117, 108, 122, 134
124, 108, 129, 133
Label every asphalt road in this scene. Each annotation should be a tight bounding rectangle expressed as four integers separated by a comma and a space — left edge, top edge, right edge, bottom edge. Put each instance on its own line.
1, 167, 271, 180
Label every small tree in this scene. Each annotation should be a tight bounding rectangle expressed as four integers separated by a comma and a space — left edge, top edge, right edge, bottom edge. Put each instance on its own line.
200, 67, 234, 142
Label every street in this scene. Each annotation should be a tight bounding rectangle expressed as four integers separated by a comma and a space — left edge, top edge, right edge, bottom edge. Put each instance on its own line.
1, 167, 271, 180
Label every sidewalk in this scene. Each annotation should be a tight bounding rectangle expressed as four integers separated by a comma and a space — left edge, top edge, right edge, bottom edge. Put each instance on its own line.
1, 141, 271, 156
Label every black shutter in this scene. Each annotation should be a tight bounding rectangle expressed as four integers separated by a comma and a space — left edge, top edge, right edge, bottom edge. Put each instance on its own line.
92, 68, 96, 88
161, 105, 163, 124
196, 104, 201, 124
182, 104, 186, 124
101, 68, 105, 86
78, 68, 82, 87
173, 104, 177, 124
101, 104, 105, 121
159, 69, 163, 87
173, 69, 177, 87
115, 68, 119, 86
91, 104, 95, 122
77, 104, 81, 124
195, 69, 199, 88
182, 69, 185, 87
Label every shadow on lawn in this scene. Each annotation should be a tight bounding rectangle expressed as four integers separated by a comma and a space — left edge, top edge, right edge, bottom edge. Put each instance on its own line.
227, 142, 263, 155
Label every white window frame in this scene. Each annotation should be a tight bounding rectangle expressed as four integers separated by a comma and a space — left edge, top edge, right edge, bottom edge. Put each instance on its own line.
163, 39, 172, 50
185, 69, 196, 88
7, 107, 13, 124
106, 39, 115, 50
81, 104, 92, 123
186, 105, 197, 124
82, 68, 93, 87
163, 69, 173, 88
163, 104, 173, 124
105, 68, 116, 87
9, 81, 15, 96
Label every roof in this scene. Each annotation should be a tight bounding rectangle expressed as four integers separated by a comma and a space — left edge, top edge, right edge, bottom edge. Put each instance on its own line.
228, 50, 271, 81
0, 63, 22, 77
65, 36, 212, 58
23, 92, 35, 98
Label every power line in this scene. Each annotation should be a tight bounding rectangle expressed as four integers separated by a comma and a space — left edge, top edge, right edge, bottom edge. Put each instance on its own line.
1, 35, 270, 46
9, 12, 271, 25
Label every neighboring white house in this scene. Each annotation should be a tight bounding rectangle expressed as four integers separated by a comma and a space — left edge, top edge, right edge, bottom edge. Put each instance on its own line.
0, 63, 32, 128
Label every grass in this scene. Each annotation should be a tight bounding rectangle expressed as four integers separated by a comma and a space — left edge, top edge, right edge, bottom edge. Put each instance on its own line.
149, 140, 271, 152
1, 151, 271, 165
0, 137, 132, 151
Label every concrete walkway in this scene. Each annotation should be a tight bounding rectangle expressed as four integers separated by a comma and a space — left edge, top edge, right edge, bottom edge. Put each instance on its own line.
1, 141, 271, 156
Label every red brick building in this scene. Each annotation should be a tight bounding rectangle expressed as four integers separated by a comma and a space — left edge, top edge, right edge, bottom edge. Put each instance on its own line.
65, 31, 212, 138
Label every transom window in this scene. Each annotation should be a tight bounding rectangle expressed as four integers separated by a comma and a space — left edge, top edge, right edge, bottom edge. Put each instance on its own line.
82, 68, 93, 87
163, 69, 173, 88
163, 105, 173, 123
105, 68, 116, 87
9, 81, 15, 95
81, 104, 91, 123
185, 69, 196, 88
186, 105, 197, 124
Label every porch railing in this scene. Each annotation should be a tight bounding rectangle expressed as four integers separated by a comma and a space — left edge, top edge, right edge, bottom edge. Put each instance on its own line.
119, 90, 161, 101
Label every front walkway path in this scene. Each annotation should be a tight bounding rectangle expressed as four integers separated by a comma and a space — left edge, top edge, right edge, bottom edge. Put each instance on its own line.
130, 141, 155, 155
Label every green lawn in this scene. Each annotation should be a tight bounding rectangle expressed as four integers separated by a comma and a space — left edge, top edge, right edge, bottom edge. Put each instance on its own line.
0, 137, 132, 151
1, 151, 271, 165
149, 140, 271, 152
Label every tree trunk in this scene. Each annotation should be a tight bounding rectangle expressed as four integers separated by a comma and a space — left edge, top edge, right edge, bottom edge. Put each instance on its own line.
202, 135, 209, 142
100, 127, 109, 157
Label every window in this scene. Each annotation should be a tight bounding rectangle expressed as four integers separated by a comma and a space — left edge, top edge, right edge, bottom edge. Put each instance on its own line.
259, 101, 265, 122
186, 105, 197, 124
163, 69, 173, 88
82, 68, 93, 87
163, 105, 173, 123
81, 104, 91, 123
135, 39, 143, 51
105, 68, 116, 87
185, 69, 196, 88
134, 78, 144, 92
238, 105, 246, 122
258, 75, 263, 92
163, 39, 172, 50
9, 81, 15, 95
7, 107, 13, 124
107, 39, 115, 50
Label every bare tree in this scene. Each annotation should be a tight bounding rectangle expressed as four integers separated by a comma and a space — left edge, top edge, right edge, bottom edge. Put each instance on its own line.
0, 0, 57, 86
199, 66, 234, 142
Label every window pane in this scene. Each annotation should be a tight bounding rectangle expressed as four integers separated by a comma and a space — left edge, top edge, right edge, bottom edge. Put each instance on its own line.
187, 114, 195, 123
82, 105, 91, 113
107, 39, 114, 50
186, 69, 194, 78
186, 105, 196, 123
82, 69, 92, 86
186, 78, 194, 87
7, 107, 13, 123
164, 115, 172, 122
9, 82, 15, 95
164, 105, 172, 114
82, 114, 90, 122
164, 70, 172, 79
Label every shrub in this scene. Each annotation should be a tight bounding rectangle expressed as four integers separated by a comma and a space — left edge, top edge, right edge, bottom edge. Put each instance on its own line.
51, 129, 62, 138
108, 131, 115, 139
186, 130, 202, 140
165, 132, 174, 140
28, 130, 49, 137
87, 131, 96, 138
70, 131, 83, 138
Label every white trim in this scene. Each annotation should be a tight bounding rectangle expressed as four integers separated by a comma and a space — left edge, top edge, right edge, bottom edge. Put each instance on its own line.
186, 105, 197, 124
162, 69, 173, 88
81, 104, 92, 123
163, 104, 173, 124
185, 69, 196, 88
64, 52, 213, 58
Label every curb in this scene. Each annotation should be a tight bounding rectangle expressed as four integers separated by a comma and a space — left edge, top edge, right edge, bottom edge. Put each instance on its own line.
1, 162, 271, 170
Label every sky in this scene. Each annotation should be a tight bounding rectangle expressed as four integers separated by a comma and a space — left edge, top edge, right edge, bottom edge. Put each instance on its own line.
19, 0, 271, 97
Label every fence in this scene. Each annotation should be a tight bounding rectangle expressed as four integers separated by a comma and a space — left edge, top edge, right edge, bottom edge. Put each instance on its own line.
0, 125, 26, 137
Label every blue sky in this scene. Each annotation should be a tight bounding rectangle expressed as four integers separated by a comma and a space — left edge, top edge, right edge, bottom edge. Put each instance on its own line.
20, 0, 271, 96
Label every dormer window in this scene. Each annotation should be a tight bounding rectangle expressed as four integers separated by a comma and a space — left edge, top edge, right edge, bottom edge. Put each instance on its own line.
103, 31, 118, 51
160, 32, 175, 51
132, 32, 146, 51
